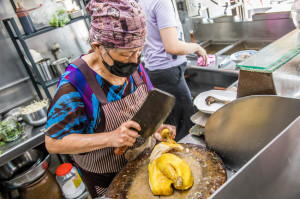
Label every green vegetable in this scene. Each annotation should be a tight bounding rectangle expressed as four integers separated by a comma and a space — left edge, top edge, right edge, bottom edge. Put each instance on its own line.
49, 9, 70, 27
0, 141, 5, 146
0, 120, 23, 142
0, 151, 2, 155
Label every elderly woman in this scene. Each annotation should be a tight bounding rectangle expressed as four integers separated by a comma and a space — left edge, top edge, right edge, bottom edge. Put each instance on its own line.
44, 0, 175, 198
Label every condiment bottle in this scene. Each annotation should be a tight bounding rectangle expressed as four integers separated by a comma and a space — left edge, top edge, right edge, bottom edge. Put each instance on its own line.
190, 30, 195, 43
16, 2, 36, 35
55, 163, 86, 199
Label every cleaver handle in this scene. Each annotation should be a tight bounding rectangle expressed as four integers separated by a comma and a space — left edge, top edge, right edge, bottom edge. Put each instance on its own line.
114, 146, 127, 156
114, 127, 139, 156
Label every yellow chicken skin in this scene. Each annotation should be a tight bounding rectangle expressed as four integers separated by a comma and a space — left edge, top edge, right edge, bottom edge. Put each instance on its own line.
149, 129, 184, 163
148, 160, 174, 195
148, 129, 194, 196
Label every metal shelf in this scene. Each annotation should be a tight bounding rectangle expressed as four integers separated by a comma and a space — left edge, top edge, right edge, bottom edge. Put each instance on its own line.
35, 77, 60, 88
45, 77, 60, 87
3, 13, 90, 100
20, 15, 90, 40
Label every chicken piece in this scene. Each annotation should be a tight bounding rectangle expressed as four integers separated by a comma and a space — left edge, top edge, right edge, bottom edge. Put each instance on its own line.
148, 160, 174, 196
149, 129, 183, 163
161, 128, 176, 144
148, 129, 193, 196
149, 153, 194, 195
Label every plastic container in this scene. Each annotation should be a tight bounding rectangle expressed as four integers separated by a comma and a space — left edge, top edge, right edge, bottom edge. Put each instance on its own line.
55, 163, 85, 199
16, 2, 36, 35
0, 116, 24, 142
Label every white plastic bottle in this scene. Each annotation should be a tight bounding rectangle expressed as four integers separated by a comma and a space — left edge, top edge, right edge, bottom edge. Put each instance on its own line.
55, 163, 86, 199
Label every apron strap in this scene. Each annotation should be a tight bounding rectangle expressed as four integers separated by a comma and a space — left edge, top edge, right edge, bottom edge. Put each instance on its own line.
72, 58, 109, 106
123, 70, 145, 96
132, 70, 144, 87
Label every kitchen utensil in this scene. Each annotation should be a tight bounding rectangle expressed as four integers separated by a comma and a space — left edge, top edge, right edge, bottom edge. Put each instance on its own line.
107, 144, 226, 199
25, 52, 54, 82
36, 58, 54, 81
189, 124, 204, 136
69, 10, 84, 19
26, 49, 45, 63
51, 57, 70, 77
114, 88, 176, 156
0, 149, 43, 179
194, 90, 236, 114
21, 106, 48, 126
2, 152, 51, 188
190, 111, 209, 126
205, 96, 231, 106
230, 50, 257, 63
4, 107, 23, 122
204, 95, 300, 171
218, 56, 231, 68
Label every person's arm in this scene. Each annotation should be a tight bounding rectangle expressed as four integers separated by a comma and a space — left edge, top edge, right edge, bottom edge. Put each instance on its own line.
46, 120, 140, 154
45, 82, 140, 154
160, 27, 208, 64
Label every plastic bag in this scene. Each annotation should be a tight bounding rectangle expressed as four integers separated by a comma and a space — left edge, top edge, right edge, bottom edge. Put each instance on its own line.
49, 9, 71, 27
31, 0, 70, 28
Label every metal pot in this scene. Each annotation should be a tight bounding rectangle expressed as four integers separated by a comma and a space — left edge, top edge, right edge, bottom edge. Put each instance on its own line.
51, 58, 70, 77
1, 152, 51, 188
21, 106, 48, 126
0, 149, 43, 179
35, 58, 55, 81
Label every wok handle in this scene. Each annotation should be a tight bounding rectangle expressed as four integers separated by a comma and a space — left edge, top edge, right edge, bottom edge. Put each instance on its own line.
114, 146, 127, 156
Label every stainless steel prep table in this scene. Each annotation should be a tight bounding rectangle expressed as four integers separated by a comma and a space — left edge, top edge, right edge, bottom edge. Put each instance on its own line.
0, 125, 45, 166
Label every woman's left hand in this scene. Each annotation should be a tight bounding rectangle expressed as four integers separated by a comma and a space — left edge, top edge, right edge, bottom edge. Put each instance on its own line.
153, 124, 176, 141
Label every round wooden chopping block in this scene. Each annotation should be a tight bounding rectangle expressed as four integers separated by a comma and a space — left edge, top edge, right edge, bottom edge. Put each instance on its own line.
107, 143, 226, 199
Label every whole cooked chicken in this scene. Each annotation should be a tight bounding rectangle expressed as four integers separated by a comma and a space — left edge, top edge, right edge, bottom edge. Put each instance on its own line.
148, 129, 194, 196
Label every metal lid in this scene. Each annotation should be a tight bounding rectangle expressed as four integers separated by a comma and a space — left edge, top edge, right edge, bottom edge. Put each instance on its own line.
52, 58, 69, 65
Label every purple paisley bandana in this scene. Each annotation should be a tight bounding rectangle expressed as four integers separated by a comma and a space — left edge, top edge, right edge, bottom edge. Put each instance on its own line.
86, 0, 147, 49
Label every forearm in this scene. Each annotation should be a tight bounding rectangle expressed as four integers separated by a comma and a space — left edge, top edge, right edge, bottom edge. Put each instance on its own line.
45, 133, 111, 154
167, 41, 200, 55
160, 27, 200, 55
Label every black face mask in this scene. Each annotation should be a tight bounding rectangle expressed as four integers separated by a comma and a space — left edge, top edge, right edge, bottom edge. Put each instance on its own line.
101, 50, 140, 77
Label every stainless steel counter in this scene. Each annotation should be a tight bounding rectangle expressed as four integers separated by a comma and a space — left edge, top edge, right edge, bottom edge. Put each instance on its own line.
186, 56, 239, 72
0, 124, 45, 166
210, 116, 300, 199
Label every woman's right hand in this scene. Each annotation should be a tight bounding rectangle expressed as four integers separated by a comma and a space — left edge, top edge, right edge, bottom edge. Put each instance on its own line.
108, 120, 140, 147
196, 44, 208, 65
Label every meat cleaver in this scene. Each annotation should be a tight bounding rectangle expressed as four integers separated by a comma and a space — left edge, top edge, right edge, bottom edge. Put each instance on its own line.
114, 88, 175, 156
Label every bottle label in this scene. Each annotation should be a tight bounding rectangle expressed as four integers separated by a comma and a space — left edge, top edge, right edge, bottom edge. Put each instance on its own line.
72, 172, 82, 189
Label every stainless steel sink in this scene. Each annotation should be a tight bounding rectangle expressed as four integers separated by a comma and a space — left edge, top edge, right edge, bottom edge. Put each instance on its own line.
183, 39, 272, 97
212, 16, 234, 23
200, 40, 236, 55
184, 65, 239, 99
220, 40, 272, 55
